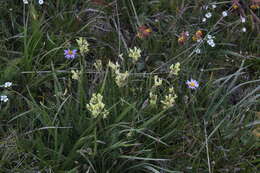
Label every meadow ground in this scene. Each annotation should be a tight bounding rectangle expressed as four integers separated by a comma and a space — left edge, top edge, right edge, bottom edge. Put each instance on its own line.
0, 0, 259, 172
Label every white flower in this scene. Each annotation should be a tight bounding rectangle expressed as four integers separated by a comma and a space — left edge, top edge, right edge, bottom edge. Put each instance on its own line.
241, 16, 246, 23
207, 39, 215, 47
205, 12, 212, 19
0, 95, 8, 102
242, 27, 247, 32
210, 42, 215, 47
207, 34, 215, 40
23, 0, 29, 4
202, 18, 207, 22
212, 4, 217, 9
4, 82, 12, 88
222, 11, 228, 17
195, 48, 201, 54
38, 0, 44, 5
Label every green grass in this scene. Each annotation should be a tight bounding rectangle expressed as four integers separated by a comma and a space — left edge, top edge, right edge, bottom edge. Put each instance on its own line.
0, 0, 259, 172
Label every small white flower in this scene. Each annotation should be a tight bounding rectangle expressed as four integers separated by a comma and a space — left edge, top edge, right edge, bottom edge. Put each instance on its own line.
205, 12, 212, 19
195, 48, 201, 54
23, 0, 29, 4
241, 16, 246, 23
38, 0, 44, 5
207, 39, 215, 47
4, 82, 12, 88
0, 95, 8, 102
242, 27, 247, 32
222, 11, 228, 17
207, 35, 213, 39
212, 4, 217, 9
210, 42, 215, 47
202, 18, 207, 22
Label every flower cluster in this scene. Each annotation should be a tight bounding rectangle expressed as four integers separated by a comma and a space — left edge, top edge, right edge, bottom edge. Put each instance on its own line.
108, 61, 129, 87
148, 75, 163, 106
206, 34, 216, 47
128, 47, 141, 63
76, 37, 89, 55
86, 93, 109, 119
153, 75, 163, 88
71, 70, 81, 80
0, 82, 12, 103
115, 71, 130, 88
94, 59, 103, 71
161, 87, 177, 110
169, 62, 181, 76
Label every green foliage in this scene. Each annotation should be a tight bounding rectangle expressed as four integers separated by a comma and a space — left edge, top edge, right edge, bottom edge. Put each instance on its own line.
0, 0, 259, 172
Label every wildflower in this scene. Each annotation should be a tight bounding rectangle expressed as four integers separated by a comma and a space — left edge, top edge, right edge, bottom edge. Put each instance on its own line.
154, 75, 163, 87
4, 82, 12, 88
232, 0, 240, 9
169, 62, 181, 76
192, 30, 203, 42
205, 12, 212, 18
207, 34, 215, 39
242, 27, 247, 32
241, 16, 246, 23
222, 11, 228, 17
108, 61, 120, 73
71, 70, 81, 80
94, 59, 103, 71
186, 79, 199, 89
195, 48, 201, 54
202, 18, 207, 22
23, 0, 29, 4
178, 31, 189, 45
207, 39, 215, 47
64, 49, 77, 59
161, 87, 177, 110
38, 0, 44, 5
0, 95, 8, 102
212, 4, 217, 9
149, 91, 158, 105
128, 47, 141, 62
206, 35, 216, 47
115, 71, 129, 87
137, 25, 152, 38
86, 93, 109, 119
76, 37, 89, 55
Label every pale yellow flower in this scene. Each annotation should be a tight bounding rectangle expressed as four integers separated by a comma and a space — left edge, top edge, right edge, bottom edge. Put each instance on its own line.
76, 37, 89, 55
71, 70, 81, 80
128, 47, 141, 62
169, 62, 180, 76
86, 93, 109, 119
161, 87, 177, 110
115, 71, 129, 87
154, 75, 163, 87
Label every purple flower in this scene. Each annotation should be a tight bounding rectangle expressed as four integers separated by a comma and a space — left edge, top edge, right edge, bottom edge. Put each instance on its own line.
186, 79, 199, 89
64, 49, 77, 59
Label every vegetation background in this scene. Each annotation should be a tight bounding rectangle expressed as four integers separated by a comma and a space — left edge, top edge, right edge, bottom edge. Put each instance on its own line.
0, 0, 259, 172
